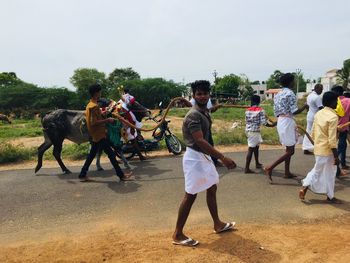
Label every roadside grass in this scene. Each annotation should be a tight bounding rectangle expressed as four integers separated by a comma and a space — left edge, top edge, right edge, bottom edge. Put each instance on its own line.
0, 103, 307, 164
0, 119, 42, 141
0, 143, 36, 163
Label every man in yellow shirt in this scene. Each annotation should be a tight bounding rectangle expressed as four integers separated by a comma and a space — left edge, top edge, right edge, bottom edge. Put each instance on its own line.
79, 84, 133, 182
299, 91, 341, 203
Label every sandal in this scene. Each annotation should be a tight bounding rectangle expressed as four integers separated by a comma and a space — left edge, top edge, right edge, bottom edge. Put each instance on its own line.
172, 238, 199, 247
214, 222, 236, 234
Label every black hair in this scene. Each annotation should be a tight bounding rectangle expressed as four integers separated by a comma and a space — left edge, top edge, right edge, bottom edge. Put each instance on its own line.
89, 84, 102, 97
251, 95, 261, 106
343, 92, 350, 98
322, 91, 338, 107
97, 98, 111, 108
279, 73, 295, 87
124, 88, 130, 93
191, 80, 211, 95
314, 83, 323, 90
331, 85, 344, 96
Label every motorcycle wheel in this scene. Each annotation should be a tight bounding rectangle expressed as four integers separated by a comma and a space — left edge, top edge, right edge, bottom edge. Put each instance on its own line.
165, 134, 182, 155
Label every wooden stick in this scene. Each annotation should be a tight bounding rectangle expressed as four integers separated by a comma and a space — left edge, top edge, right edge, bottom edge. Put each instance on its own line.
111, 97, 191, 132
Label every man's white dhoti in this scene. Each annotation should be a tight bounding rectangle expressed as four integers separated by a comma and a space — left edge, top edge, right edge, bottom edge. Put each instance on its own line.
183, 147, 219, 195
302, 155, 337, 199
302, 119, 314, 151
277, 117, 298, 146
246, 132, 263, 147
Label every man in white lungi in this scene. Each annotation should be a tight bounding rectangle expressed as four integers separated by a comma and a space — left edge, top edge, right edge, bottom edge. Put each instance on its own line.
302, 84, 323, 155
244, 95, 276, 173
264, 73, 308, 183
172, 80, 236, 247
299, 91, 341, 203
189, 96, 222, 166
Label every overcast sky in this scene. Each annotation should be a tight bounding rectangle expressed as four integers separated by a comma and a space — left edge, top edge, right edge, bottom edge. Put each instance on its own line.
1, 0, 349, 89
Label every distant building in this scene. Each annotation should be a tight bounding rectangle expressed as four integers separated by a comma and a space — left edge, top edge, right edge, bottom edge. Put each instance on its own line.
251, 84, 267, 100
237, 84, 267, 100
306, 69, 342, 93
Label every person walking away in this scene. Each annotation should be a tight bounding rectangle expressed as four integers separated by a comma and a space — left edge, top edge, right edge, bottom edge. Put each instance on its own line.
264, 73, 308, 183
299, 91, 341, 203
79, 84, 133, 182
172, 80, 236, 247
244, 95, 276, 173
302, 84, 323, 154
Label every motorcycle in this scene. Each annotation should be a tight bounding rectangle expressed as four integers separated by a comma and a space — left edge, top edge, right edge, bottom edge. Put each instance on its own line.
115, 102, 183, 160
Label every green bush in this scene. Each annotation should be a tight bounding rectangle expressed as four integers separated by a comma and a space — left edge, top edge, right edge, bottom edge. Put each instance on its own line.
0, 143, 35, 163
61, 143, 90, 160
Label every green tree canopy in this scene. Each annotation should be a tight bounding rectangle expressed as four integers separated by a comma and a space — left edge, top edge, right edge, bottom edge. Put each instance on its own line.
214, 74, 241, 97
0, 72, 22, 87
70, 68, 107, 104
266, 70, 283, 89
110, 78, 186, 108
0, 72, 81, 114
108, 67, 140, 87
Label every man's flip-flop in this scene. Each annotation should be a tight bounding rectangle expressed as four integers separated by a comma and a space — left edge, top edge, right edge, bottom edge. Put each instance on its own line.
120, 175, 135, 181
80, 177, 95, 182
214, 222, 236, 234
172, 238, 199, 247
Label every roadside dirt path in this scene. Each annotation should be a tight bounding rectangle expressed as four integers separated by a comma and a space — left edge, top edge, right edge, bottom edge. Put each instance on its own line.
1, 216, 349, 262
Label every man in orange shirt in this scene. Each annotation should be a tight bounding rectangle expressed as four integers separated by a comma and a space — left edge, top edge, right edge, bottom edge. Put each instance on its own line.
79, 84, 133, 182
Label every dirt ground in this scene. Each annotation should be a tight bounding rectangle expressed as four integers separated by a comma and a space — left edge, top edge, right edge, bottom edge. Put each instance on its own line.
2, 117, 350, 262
1, 215, 349, 263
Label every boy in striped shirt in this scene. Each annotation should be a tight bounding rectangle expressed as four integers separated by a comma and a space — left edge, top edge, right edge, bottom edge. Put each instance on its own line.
245, 95, 276, 173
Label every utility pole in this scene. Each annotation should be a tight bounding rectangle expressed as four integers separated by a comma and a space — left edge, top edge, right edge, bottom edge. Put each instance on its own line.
212, 70, 218, 84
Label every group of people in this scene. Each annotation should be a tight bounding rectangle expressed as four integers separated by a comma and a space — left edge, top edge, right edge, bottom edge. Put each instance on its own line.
77, 75, 347, 247
78, 84, 135, 182
172, 74, 347, 247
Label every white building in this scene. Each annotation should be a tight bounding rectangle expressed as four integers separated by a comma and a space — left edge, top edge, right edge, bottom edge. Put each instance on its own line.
306, 69, 341, 93
251, 84, 267, 100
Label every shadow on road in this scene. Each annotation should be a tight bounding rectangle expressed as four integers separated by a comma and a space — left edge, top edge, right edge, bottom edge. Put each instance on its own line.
200, 230, 281, 263
302, 199, 350, 213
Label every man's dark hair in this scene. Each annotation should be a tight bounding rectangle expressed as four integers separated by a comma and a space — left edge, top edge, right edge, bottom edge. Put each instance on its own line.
191, 80, 211, 94
322, 91, 338, 107
343, 92, 350, 98
279, 73, 295, 87
331, 85, 344, 96
89, 84, 102, 97
124, 87, 130, 94
251, 95, 261, 106
97, 98, 111, 108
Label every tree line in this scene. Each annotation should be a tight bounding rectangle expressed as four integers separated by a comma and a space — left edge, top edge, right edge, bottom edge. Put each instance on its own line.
0, 58, 349, 118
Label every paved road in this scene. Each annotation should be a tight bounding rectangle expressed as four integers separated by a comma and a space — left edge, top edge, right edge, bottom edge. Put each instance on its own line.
1, 149, 350, 244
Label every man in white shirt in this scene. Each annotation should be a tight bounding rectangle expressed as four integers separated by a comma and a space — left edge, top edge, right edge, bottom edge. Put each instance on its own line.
303, 84, 323, 154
